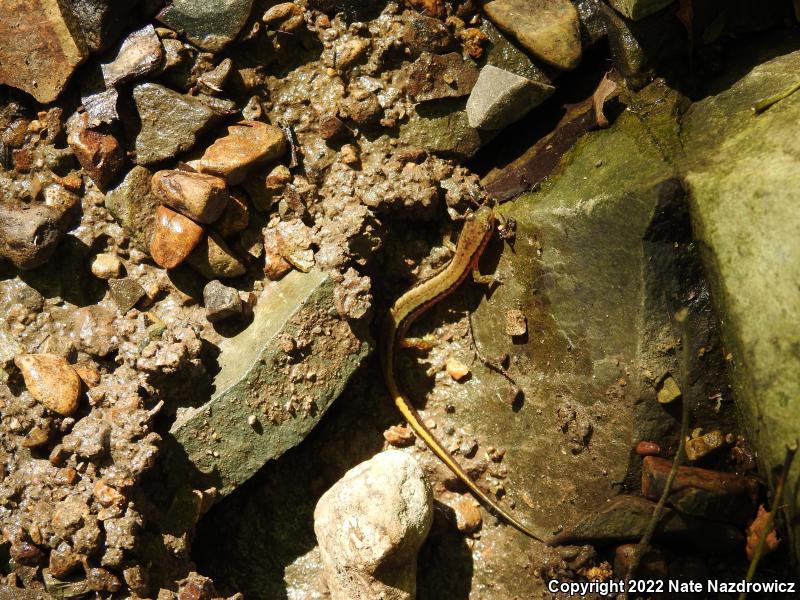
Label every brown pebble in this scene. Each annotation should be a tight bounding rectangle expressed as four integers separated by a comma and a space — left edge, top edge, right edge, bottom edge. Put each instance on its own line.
445, 357, 470, 381
186, 232, 246, 279
263, 228, 292, 280
150, 205, 205, 269
72, 361, 101, 388
14, 353, 81, 416
187, 120, 287, 185
86, 566, 121, 593
49, 542, 82, 579
215, 192, 250, 238
383, 424, 415, 447
685, 429, 725, 461
21, 424, 52, 448
635, 440, 661, 456
152, 170, 229, 224
263, 2, 305, 31
10, 541, 42, 567
505, 308, 527, 337
93, 480, 126, 507
68, 125, 125, 190
453, 496, 482, 534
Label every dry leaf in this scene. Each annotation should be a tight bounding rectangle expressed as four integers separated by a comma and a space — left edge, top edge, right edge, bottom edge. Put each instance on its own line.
745, 504, 780, 561
593, 72, 618, 128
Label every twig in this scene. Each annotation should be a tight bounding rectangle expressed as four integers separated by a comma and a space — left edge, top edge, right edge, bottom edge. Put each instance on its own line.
752, 81, 800, 114
738, 440, 799, 600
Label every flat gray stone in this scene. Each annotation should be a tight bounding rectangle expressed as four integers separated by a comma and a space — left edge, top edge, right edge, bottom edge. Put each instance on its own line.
167, 269, 372, 497
466, 65, 554, 130
131, 83, 225, 165
157, 0, 256, 52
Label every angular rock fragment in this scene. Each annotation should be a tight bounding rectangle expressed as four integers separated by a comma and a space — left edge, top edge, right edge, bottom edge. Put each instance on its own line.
407, 52, 479, 102
314, 451, 432, 599
131, 83, 227, 165
466, 65, 554, 130
70, 306, 118, 357
186, 233, 246, 279
483, 0, 582, 70
0, 0, 89, 103
67, 115, 125, 190
157, 0, 256, 52
203, 280, 243, 323
188, 121, 287, 185
101, 24, 164, 87
151, 169, 229, 224
215, 193, 250, 239
108, 277, 146, 313
150, 205, 204, 269
104, 165, 160, 252
14, 353, 81, 416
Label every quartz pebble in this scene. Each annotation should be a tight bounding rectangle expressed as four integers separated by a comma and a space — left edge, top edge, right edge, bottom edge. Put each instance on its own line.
90, 253, 123, 280
203, 280, 243, 323
151, 169, 229, 224
314, 450, 433, 600
14, 353, 81, 416
446, 357, 470, 381
383, 424, 415, 447
187, 120, 287, 185
150, 205, 205, 269
453, 496, 483, 534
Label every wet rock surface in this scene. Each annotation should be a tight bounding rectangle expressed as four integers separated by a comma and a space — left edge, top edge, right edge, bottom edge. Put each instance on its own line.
466, 65, 554, 130
314, 450, 433, 600
157, 0, 256, 52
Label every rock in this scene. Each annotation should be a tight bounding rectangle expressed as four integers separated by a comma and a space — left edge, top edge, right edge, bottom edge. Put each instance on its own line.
198, 58, 233, 95
101, 23, 164, 87
69, 0, 138, 53
90, 253, 123, 280
14, 353, 81, 416
166, 269, 371, 496
131, 83, 227, 165
67, 116, 125, 190
49, 542, 82, 579
263, 229, 293, 281
399, 98, 486, 160
104, 165, 160, 251
399, 12, 457, 57
656, 375, 681, 404
480, 20, 550, 83
574, 0, 608, 47
483, 0, 582, 71
203, 280, 243, 323
81, 84, 120, 125
614, 543, 667, 578
186, 233, 246, 280
684, 430, 725, 461
405, 0, 444, 18
157, 0, 256, 52
466, 65, 555, 130
0, 0, 88, 103
275, 220, 314, 273
505, 308, 527, 337
70, 305, 118, 357
551, 495, 744, 551
642, 456, 759, 525
187, 121, 287, 185
407, 52, 479, 102
314, 450, 433, 600
262, 3, 305, 32
681, 48, 800, 564
150, 205, 205, 269
215, 193, 250, 238
108, 277, 146, 313
151, 169, 229, 224
607, 0, 673, 21
452, 496, 482, 534
0, 202, 71, 270
63, 415, 111, 459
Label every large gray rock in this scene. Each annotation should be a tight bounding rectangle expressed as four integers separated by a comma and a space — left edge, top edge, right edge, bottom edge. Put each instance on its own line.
157, 0, 256, 52
314, 450, 433, 600
130, 83, 228, 165
166, 269, 372, 496
681, 49, 800, 567
466, 65, 554, 130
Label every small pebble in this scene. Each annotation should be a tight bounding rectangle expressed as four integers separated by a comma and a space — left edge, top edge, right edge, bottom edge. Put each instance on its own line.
445, 357, 470, 381
459, 438, 478, 458
150, 205, 205, 269
505, 308, 527, 337
90, 253, 123, 280
108, 277, 146, 313
203, 280, 243, 323
685, 430, 725, 461
151, 169, 229, 224
635, 441, 661, 456
453, 496, 482, 534
14, 353, 81, 416
656, 375, 681, 404
383, 424, 415, 447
